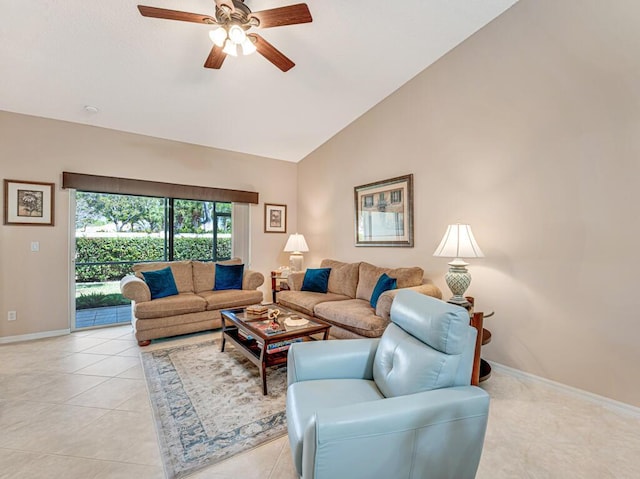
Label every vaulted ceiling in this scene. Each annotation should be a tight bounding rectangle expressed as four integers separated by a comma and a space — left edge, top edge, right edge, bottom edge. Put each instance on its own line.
0, 0, 518, 162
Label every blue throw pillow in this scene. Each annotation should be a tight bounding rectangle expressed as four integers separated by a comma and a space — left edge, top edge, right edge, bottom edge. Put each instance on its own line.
214, 263, 244, 290
141, 267, 179, 300
301, 268, 331, 293
370, 273, 397, 308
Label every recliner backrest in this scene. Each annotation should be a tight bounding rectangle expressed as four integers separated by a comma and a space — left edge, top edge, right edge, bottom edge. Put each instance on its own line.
373, 290, 476, 397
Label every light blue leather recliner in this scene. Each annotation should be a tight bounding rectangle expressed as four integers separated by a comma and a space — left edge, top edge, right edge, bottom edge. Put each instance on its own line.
286, 290, 490, 479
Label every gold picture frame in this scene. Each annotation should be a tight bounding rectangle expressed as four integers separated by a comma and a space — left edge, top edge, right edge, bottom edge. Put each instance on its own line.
354, 174, 413, 247
3, 179, 55, 226
264, 203, 287, 233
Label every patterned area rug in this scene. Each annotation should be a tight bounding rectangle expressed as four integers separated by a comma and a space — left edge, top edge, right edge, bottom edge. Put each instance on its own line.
140, 339, 287, 479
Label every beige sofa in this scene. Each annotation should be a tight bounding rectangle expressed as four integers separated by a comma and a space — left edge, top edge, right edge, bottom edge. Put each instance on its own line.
120, 259, 264, 345
277, 259, 442, 339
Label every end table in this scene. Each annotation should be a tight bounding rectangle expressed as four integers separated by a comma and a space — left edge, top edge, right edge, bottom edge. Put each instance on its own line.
271, 271, 290, 303
449, 296, 494, 385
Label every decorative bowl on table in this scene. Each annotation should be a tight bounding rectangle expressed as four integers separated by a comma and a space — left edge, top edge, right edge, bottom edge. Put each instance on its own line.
284, 316, 309, 327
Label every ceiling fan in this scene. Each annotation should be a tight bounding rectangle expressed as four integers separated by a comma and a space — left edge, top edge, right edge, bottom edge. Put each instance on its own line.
137, 1, 312, 72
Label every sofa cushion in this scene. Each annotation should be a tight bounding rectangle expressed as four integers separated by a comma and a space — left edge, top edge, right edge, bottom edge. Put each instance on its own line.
141, 267, 179, 300
321, 259, 360, 298
214, 264, 244, 290
314, 299, 390, 338
197, 289, 264, 311
356, 262, 423, 302
133, 261, 194, 294
134, 292, 206, 319
192, 258, 243, 293
277, 290, 351, 316
133, 310, 222, 334
301, 268, 331, 293
370, 273, 397, 308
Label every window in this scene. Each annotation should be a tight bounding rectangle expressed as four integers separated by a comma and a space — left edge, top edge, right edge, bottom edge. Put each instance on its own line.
74, 192, 232, 328
363, 195, 374, 208
64, 171, 258, 330
173, 199, 231, 261
390, 189, 402, 204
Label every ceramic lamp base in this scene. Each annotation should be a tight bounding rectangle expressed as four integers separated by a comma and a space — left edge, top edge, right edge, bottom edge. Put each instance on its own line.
289, 253, 304, 272
445, 259, 472, 306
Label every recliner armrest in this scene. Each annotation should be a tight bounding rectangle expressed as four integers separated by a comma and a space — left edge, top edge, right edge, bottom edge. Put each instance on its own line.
303, 386, 490, 479
287, 339, 379, 385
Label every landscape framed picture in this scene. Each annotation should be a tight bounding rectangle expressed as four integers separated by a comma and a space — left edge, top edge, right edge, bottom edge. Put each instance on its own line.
264, 203, 287, 233
3, 179, 55, 226
354, 174, 413, 247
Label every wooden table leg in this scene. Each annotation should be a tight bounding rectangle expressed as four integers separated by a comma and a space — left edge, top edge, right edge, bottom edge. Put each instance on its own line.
259, 348, 268, 395
261, 364, 268, 395
470, 312, 484, 386
220, 316, 227, 352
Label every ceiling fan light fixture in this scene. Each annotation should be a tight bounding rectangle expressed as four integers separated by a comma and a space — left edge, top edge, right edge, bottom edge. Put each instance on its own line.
227, 24, 246, 44
241, 37, 256, 55
209, 27, 227, 47
222, 38, 238, 56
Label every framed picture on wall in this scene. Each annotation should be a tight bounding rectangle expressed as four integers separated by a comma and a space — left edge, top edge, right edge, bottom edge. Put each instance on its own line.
3, 179, 55, 226
264, 203, 287, 233
354, 174, 413, 247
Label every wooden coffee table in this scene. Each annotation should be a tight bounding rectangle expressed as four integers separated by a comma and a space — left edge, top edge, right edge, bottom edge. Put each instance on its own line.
220, 305, 331, 395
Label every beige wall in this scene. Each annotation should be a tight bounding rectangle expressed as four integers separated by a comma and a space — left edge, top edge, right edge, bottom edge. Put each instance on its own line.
297, 0, 640, 407
0, 111, 296, 339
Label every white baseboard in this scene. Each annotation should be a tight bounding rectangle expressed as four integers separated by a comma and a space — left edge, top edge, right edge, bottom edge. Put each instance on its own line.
0, 328, 70, 344
490, 361, 640, 418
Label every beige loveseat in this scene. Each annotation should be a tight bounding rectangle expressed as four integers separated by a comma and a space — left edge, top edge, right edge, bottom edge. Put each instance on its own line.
120, 259, 264, 346
276, 259, 442, 339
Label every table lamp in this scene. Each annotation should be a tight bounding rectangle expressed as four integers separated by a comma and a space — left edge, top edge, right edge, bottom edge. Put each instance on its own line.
284, 233, 309, 272
433, 224, 484, 306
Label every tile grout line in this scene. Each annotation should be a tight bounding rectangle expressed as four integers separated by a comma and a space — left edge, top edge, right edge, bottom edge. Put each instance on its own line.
0, 445, 163, 469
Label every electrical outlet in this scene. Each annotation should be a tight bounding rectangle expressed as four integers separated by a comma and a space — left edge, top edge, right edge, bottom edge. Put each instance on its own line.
8, 311, 17, 321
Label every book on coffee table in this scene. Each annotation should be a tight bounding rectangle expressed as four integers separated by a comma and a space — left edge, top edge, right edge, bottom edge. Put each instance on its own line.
246, 305, 269, 315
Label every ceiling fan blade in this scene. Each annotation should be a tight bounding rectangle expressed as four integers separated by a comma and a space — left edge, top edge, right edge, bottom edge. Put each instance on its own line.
249, 34, 295, 72
250, 3, 312, 28
204, 45, 227, 69
138, 5, 216, 24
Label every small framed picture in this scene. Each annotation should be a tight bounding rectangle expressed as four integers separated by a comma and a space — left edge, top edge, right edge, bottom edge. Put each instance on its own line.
3, 179, 55, 226
264, 203, 287, 233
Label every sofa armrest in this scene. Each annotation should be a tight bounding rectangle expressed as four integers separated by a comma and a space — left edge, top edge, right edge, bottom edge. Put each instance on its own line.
302, 386, 489, 479
120, 275, 151, 303
287, 271, 305, 291
242, 270, 264, 290
375, 283, 442, 320
287, 338, 379, 385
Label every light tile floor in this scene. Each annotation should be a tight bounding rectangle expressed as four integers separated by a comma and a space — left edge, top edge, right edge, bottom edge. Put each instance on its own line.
1, 325, 639, 478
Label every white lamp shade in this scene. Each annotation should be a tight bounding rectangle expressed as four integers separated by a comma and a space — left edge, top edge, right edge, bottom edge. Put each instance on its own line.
284, 233, 309, 253
241, 37, 256, 55
433, 224, 484, 259
228, 25, 246, 44
222, 39, 238, 56
209, 28, 227, 47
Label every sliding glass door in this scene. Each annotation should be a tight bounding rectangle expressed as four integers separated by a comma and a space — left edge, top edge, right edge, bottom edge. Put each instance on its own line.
73, 192, 232, 330
172, 200, 231, 261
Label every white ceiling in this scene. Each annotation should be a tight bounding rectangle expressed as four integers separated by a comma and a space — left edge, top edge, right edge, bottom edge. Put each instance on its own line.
0, 0, 518, 162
